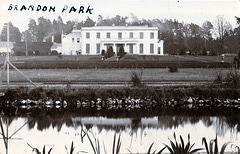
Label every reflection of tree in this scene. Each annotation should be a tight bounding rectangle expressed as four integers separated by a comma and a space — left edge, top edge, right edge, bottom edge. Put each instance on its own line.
131, 118, 141, 130
1, 109, 239, 136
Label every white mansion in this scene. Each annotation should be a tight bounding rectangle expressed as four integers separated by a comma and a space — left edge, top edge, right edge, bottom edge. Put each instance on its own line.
61, 25, 164, 55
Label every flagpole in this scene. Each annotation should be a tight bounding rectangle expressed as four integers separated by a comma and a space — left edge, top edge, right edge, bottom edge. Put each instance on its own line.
7, 22, 9, 87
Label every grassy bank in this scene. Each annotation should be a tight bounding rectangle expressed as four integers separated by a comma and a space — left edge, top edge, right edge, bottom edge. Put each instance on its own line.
0, 68, 231, 82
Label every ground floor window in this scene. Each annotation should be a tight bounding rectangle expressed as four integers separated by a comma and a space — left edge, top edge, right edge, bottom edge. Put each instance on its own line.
96, 43, 100, 54
150, 44, 154, 54
86, 44, 90, 54
129, 44, 133, 54
158, 47, 161, 54
139, 44, 143, 54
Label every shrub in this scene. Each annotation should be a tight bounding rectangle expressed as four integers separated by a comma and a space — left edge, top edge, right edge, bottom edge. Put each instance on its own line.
225, 70, 240, 88
168, 65, 179, 73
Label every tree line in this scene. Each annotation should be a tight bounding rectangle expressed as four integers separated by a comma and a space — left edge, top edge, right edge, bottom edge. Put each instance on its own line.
1, 14, 240, 55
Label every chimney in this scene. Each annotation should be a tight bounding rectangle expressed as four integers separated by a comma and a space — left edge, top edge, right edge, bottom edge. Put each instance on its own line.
52, 36, 54, 42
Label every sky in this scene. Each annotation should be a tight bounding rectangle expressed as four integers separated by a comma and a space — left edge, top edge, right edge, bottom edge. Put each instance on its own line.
0, 0, 239, 32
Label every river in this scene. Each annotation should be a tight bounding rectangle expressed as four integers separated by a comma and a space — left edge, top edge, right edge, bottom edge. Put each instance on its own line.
0, 114, 239, 154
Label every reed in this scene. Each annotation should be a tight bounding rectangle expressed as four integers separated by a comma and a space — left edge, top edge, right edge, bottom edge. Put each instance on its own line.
85, 130, 101, 154
27, 143, 54, 154
112, 133, 121, 154
65, 141, 75, 154
162, 132, 203, 154
202, 134, 232, 154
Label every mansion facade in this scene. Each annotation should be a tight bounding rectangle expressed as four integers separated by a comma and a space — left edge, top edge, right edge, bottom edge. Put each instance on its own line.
61, 25, 164, 55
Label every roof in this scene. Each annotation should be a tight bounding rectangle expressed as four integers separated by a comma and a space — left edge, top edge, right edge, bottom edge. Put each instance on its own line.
81, 26, 158, 31
63, 30, 81, 37
0, 42, 14, 48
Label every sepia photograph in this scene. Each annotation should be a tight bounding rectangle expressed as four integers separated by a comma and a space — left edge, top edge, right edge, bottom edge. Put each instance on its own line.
0, 0, 240, 153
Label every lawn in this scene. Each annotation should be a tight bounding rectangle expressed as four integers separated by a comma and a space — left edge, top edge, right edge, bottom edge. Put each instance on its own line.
0, 68, 231, 82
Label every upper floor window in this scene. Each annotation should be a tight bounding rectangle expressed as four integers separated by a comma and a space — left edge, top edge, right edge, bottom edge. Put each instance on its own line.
107, 32, 111, 38
129, 32, 133, 38
77, 38, 80, 43
150, 32, 154, 39
118, 32, 122, 39
96, 32, 100, 39
86, 32, 90, 39
72, 38, 75, 43
140, 32, 144, 39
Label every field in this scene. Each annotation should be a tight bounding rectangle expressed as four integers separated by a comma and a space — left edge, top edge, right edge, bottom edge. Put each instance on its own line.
0, 54, 235, 69
0, 68, 231, 83
0, 54, 236, 84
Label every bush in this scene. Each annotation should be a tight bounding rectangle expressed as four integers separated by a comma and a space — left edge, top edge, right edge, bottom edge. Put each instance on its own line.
225, 70, 240, 88
168, 65, 178, 72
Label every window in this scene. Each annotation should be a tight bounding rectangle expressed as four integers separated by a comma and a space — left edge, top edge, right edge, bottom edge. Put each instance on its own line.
72, 38, 75, 43
118, 32, 122, 39
139, 44, 143, 54
86, 32, 90, 39
96, 32, 100, 39
158, 47, 161, 54
77, 38, 80, 43
107, 32, 111, 38
86, 44, 90, 54
96, 43, 100, 54
129, 32, 133, 38
150, 32, 154, 39
150, 44, 154, 54
140, 32, 144, 39
129, 44, 133, 54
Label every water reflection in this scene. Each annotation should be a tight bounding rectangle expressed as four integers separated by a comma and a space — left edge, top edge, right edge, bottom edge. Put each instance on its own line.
0, 114, 239, 153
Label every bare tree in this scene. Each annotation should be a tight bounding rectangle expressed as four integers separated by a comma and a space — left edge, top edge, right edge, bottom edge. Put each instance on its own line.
213, 15, 232, 54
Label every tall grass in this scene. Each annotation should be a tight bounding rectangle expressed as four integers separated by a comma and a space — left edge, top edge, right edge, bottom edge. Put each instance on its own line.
27, 143, 54, 154
213, 69, 240, 88
202, 134, 232, 154
162, 132, 203, 154
65, 141, 75, 154
129, 70, 144, 87
112, 133, 121, 154
84, 130, 122, 154
85, 130, 101, 154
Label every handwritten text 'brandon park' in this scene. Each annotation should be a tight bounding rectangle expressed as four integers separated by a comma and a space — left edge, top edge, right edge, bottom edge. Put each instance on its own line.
8, 4, 94, 14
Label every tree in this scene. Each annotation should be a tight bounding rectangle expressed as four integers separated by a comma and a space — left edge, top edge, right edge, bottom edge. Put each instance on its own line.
0, 22, 21, 42
213, 15, 232, 54
36, 17, 53, 42
107, 46, 114, 58
83, 17, 95, 27
28, 19, 37, 42
22, 30, 31, 42
201, 21, 213, 51
118, 46, 126, 58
